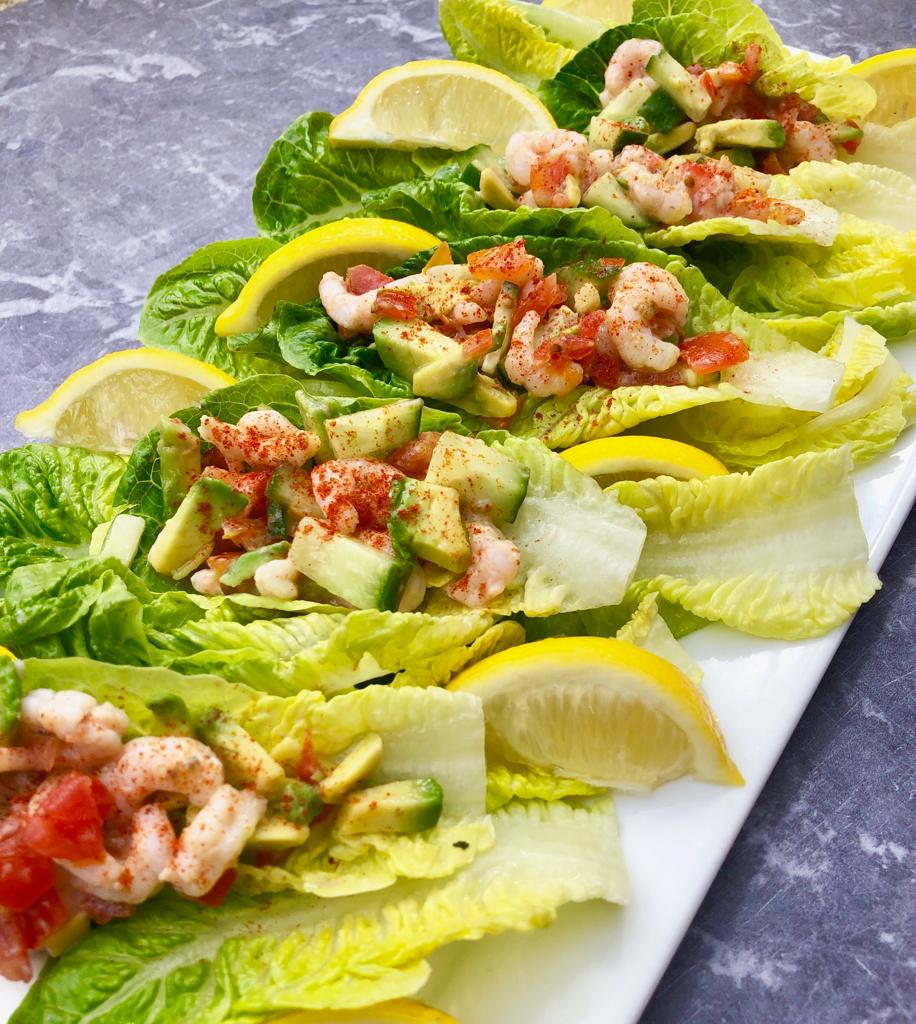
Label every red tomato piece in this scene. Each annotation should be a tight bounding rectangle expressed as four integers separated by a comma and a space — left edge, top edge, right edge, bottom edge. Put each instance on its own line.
467, 240, 541, 286
387, 431, 442, 479
192, 868, 237, 907
0, 910, 31, 982
680, 332, 749, 373
346, 264, 393, 295
23, 773, 110, 865
461, 328, 493, 361
372, 289, 419, 321
19, 889, 69, 950
514, 274, 567, 326
587, 347, 622, 390
297, 732, 323, 784
577, 310, 607, 340
530, 155, 575, 208
0, 815, 54, 911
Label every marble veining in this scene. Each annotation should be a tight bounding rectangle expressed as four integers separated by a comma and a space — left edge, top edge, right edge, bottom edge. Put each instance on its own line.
0, 2, 913, 1022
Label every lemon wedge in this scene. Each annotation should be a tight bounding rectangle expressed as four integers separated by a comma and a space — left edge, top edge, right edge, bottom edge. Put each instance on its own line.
851, 49, 916, 124
215, 218, 441, 337
448, 637, 742, 790
560, 435, 728, 483
328, 59, 555, 152
16, 348, 235, 454
0, 646, 13, 660
270, 1001, 459, 1023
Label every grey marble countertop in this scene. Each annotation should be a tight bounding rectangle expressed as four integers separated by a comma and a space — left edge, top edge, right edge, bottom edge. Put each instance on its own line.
0, 1, 913, 1021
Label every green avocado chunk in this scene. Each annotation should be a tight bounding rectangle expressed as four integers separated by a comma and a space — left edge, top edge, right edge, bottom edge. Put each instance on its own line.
218, 541, 290, 588
147, 476, 248, 579
157, 417, 201, 511
582, 172, 652, 228
274, 778, 324, 827
198, 710, 286, 796
317, 733, 384, 804
588, 115, 650, 152
325, 399, 423, 460
335, 778, 444, 836
389, 477, 470, 574
645, 121, 697, 155
0, 658, 22, 746
695, 118, 786, 154
645, 50, 712, 122
374, 319, 478, 401
426, 432, 529, 525
247, 816, 311, 851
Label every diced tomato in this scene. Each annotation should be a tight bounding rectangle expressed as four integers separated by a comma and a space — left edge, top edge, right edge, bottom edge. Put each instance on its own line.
461, 328, 493, 361
206, 551, 242, 576
619, 366, 690, 387
0, 815, 54, 911
296, 732, 323, 784
514, 274, 567, 326
530, 155, 577, 208
387, 431, 442, 479
345, 264, 393, 296
221, 516, 272, 551
467, 240, 541, 287
534, 332, 594, 365
759, 151, 785, 175
0, 910, 30, 982
680, 332, 749, 373
203, 467, 272, 518
372, 288, 419, 321
192, 868, 237, 907
19, 889, 69, 950
577, 310, 607, 340
23, 773, 110, 865
75, 892, 133, 925
586, 347, 622, 390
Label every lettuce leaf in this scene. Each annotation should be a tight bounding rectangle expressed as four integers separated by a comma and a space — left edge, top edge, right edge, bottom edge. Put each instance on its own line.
852, 117, 916, 182
614, 591, 702, 683
487, 435, 647, 614
539, 0, 874, 131
764, 301, 916, 348
138, 238, 293, 376
0, 444, 125, 586
15, 798, 627, 1023
252, 112, 469, 242
486, 765, 604, 811
612, 447, 880, 639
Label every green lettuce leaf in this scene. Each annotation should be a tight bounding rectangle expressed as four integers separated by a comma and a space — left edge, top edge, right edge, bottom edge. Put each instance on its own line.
15, 798, 627, 1023
486, 764, 604, 810
138, 238, 292, 376
614, 591, 702, 683
764, 300, 916, 348
612, 447, 880, 639
852, 117, 916, 181
486, 434, 647, 614
252, 111, 469, 242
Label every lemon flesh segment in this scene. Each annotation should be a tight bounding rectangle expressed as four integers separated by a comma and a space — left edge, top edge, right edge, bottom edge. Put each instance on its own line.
15, 348, 235, 454
269, 1000, 460, 1023
215, 218, 442, 337
329, 59, 556, 153
560, 436, 728, 481
851, 48, 916, 124
449, 637, 742, 790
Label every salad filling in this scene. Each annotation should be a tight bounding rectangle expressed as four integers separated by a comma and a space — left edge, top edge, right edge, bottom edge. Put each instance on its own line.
318, 242, 750, 403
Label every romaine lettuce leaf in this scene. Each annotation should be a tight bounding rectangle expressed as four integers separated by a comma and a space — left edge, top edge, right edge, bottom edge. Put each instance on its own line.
852, 117, 916, 182
252, 111, 469, 242
486, 765, 604, 811
15, 798, 627, 1023
614, 591, 702, 683
764, 300, 916, 348
612, 447, 880, 639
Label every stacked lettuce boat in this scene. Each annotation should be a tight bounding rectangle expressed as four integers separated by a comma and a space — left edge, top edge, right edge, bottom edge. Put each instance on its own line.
1, 0, 913, 1020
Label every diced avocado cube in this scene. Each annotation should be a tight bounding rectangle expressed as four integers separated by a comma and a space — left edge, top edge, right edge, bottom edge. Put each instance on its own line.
481, 281, 520, 377
89, 513, 145, 566
247, 815, 311, 851
218, 541, 290, 588
426, 432, 529, 525
582, 172, 652, 228
389, 478, 470, 574
274, 778, 324, 827
645, 50, 712, 122
295, 392, 354, 462
148, 695, 194, 736
147, 477, 248, 580
266, 463, 321, 538
555, 258, 624, 302
638, 87, 687, 134
588, 116, 650, 152
157, 417, 201, 511
0, 659, 21, 746
198, 711, 286, 796
451, 373, 518, 419
44, 913, 90, 957
824, 123, 864, 145
325, 399, 423, 461
374, 319, 478, 402
479, 167, 518, 210
710, 147, 756, 167
695, 118, 786, 154
599, 79, 656, 122
335, 778, 443, 836
289, 516, 414, 611
645, 121, 697, 155
317, 733, 384, 804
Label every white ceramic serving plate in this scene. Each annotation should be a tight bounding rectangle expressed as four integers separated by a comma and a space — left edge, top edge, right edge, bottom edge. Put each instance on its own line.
1, 335, 912, 1024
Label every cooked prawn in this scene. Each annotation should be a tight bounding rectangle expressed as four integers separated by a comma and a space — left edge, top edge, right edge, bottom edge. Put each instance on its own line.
600, 38, 662, 105
318, 271, 380, 334
57, 804, 176, 904
199, 413, 319, 471
604, 263, 687, 372
100, 736, 224, 814
20, 689, 128, 765
0, 739, 58, 774
503, 310, 585, 397
780, 121, 837, 168
160, 785, 266, 898
311, 459, 404, 535
446, 521, 520, 609
253, 557, 300, 600
616, 161, 693, 225
505, 130, 589, 188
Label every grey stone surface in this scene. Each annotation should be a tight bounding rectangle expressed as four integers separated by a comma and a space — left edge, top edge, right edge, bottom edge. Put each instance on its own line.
0, 1, 913, 1022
